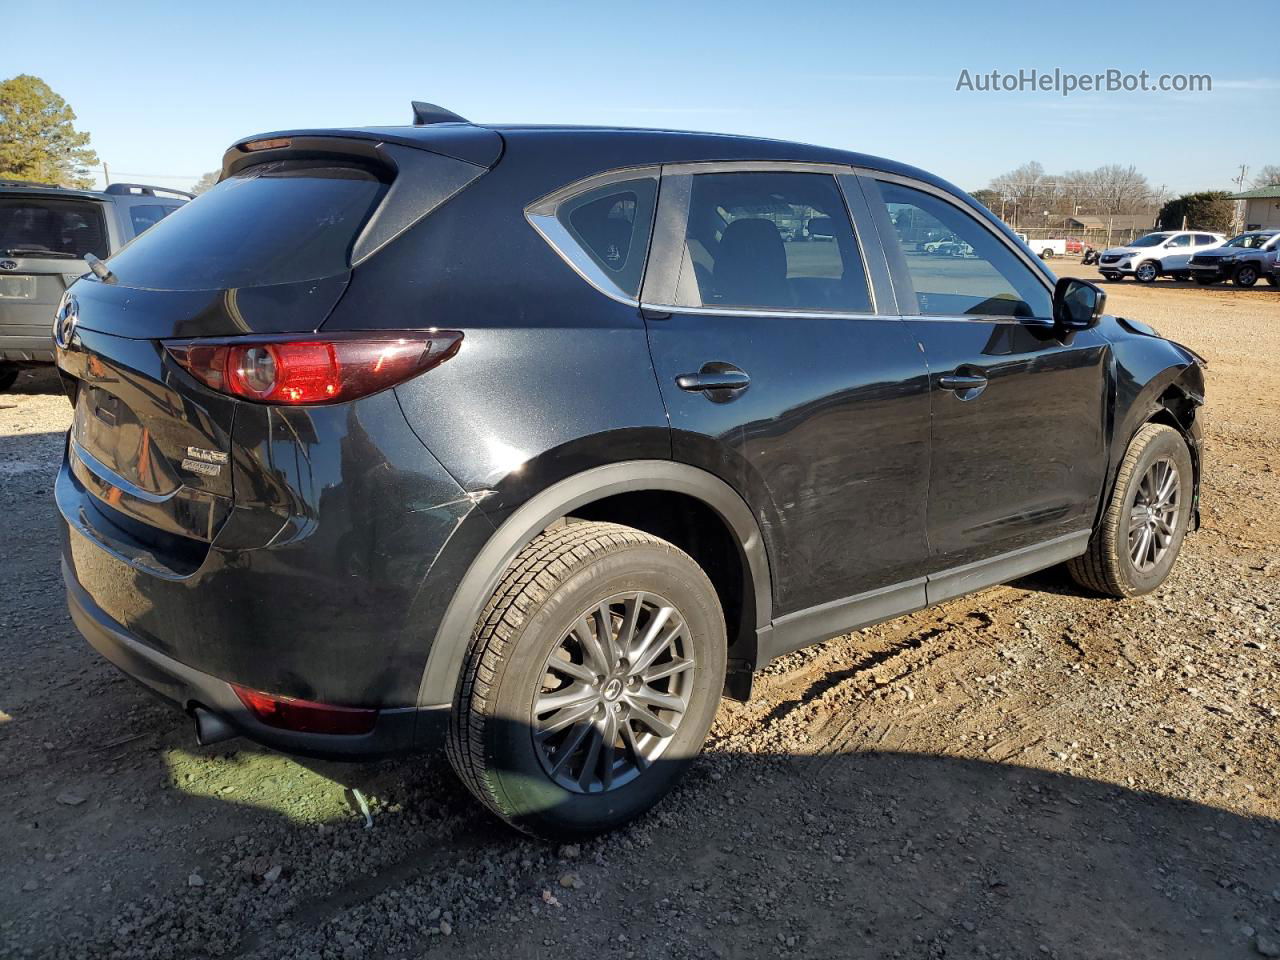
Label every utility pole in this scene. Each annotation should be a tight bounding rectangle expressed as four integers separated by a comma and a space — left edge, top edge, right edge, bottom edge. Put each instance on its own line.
1232, 165, 1248, 233
102, 163, 111, 186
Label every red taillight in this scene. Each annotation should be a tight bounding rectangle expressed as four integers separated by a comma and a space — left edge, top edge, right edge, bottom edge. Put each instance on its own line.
231, 684, 377, 735
164, 331, 462, 404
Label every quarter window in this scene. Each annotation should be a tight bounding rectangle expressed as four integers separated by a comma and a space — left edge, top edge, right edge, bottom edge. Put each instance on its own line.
672, 172, 871, 313
554, 177, 658, 299
874, 181, 1051, 319
1195, 234, 1216, 246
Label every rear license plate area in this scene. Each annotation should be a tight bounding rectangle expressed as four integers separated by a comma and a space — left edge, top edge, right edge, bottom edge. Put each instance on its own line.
0, 275, 36, 299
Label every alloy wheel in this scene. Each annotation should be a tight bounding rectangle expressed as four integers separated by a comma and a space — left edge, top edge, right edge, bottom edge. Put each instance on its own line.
532, 592, 694, 794
1136, 263, 1157, 282
1128, 457, 1180, 572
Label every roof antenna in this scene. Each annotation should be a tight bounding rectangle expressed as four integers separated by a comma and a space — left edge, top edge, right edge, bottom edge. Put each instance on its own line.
411, 101, 468, 125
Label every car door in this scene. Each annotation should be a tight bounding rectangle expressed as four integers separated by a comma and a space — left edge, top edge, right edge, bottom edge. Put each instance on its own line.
855, 174, 1109, 577
1161, 232, 1193, 269
641, 163, 933, 627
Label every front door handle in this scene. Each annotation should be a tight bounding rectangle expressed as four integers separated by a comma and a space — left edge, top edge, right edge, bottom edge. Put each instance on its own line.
676, 370, 751, 392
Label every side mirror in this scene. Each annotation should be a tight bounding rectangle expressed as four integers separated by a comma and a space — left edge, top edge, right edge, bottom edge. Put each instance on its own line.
1053, 277, 1105, 331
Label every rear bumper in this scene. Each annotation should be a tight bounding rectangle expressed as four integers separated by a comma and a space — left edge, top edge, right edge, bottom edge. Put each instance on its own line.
64, 563, 446, 758
0, 333, 55, 363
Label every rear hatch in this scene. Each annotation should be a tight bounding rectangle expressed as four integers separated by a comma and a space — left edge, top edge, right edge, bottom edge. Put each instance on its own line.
55, 148, 399, 559
56, 131, 497, 565
0, 192, 109, 349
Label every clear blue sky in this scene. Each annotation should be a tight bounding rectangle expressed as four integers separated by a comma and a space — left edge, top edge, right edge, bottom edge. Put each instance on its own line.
10, 0, 1277, 195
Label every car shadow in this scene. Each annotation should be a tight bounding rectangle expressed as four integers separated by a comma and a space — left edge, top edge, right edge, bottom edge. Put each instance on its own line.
13, 693, 1277, 959
0, 364, 64, 396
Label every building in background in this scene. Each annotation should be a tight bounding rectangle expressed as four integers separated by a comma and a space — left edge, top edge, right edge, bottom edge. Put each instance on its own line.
1231, 186, 1280, 230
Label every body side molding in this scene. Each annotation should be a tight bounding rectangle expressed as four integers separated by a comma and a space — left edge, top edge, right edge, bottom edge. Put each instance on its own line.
757, 530, 1090, 665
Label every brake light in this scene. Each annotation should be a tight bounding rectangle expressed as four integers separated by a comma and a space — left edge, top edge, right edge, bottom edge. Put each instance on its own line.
164, 331, 461, 404
231, 684, 377, 735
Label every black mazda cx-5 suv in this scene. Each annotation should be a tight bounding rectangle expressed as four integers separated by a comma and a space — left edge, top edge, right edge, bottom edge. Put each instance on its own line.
55, 102, 1205, 837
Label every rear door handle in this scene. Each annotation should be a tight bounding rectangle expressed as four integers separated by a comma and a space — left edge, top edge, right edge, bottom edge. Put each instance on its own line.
676, 370, 751, 392
938, 374, 988, 390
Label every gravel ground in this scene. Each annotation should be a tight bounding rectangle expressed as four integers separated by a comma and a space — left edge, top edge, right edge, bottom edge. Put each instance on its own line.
1, 279, 1278, 960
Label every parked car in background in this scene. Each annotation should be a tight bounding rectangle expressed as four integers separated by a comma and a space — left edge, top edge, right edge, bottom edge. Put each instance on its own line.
1096, 230, 1227, 283
56, 107, 1206, 837
0, 180, 191, 390
1187, 230, 1280, 287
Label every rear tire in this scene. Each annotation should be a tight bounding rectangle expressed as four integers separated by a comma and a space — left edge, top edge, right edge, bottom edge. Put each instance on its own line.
447, 521, 726, 838
1068, 423, 1193, 598
0, 365, 17, 393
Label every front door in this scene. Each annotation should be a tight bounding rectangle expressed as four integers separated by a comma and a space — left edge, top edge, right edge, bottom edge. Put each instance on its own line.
641, 166, 933, 621
858, 176, 1109, 570
1161, 233, 1194, 270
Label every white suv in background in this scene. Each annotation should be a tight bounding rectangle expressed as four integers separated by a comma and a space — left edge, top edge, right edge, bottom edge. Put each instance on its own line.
1096, 230, 1227, 283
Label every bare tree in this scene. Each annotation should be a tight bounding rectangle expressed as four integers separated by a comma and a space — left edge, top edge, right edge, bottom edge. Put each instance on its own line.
1253, 165, 1280, 187
989, 161, 1049, 227
191, 170, 220, 195
1085, 164, 1158, 215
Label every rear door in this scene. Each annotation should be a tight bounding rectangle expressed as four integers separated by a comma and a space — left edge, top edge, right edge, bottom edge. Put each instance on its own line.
641, 163, 932, 623
857, 174, 1109, 575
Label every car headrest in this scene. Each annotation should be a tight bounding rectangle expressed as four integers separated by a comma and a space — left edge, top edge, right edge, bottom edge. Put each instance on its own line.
715, 218, 789, 307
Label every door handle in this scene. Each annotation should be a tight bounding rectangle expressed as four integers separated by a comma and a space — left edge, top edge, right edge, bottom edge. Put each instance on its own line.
676, 370, 751, 392
938, 374, 988, 390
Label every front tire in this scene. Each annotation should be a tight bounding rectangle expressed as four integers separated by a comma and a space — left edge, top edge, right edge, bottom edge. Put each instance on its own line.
1068, 423, 1193, 598
1194, 276, 1219, 286
1234, 264, 1259, 287
447, 521, 726, 838
1134, 261, 1159, 283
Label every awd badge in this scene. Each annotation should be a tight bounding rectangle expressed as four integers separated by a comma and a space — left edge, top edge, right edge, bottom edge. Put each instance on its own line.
182, 446, 228, 477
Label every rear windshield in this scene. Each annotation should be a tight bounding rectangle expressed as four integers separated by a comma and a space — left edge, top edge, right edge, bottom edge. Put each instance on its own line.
0, 197, 109, 260
104, 161, 388, 290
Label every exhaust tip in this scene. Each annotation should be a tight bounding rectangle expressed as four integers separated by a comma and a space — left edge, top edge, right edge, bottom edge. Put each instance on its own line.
193, 706, 237, 747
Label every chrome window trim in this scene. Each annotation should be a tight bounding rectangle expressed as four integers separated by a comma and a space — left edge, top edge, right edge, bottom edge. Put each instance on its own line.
642, 161, 880, 317
524, 165, 661, 308
642, 304, 1051, 324
661, 160, 856, 177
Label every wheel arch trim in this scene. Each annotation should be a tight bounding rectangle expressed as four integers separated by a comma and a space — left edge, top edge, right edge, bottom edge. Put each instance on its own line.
415, 460, 773, 709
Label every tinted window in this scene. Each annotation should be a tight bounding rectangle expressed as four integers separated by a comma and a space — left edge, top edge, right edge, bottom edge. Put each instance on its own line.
105, 161, 388, 290
673, 172, 870, 312
1195, 234, 1216, 245
557, 177, 657, 298
128, 203, 181, 237
875, 182, 1051, 319
0, 197, 109, 260
1167, 234, 1190, 247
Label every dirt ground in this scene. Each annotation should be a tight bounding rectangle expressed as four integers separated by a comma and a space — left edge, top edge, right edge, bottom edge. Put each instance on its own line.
1, 277, 1278, 960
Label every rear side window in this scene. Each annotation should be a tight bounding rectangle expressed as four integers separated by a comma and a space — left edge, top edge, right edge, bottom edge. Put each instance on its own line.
104, 161, 388, 290
0, 197, 109, 260
673, 172, 871, 313
1195, 234, 1216, 245
128, 203, 182, 237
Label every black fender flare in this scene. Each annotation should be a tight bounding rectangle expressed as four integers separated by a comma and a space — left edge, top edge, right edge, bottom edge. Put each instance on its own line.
414, 460, 773, 707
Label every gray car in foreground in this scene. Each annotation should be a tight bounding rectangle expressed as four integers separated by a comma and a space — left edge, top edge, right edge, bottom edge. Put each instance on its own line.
0, 180, 190, 389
